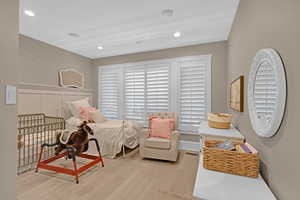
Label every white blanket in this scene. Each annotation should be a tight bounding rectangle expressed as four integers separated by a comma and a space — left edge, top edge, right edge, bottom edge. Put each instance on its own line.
88, 120, 140, 158
66, 118, 140, 158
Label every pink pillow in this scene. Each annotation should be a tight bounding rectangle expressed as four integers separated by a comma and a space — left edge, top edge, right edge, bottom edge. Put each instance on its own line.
79, 106, 97, 121
149, 118, 174, 139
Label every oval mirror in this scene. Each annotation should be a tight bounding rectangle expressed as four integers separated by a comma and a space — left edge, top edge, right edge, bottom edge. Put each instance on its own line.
248, 48, 287, 137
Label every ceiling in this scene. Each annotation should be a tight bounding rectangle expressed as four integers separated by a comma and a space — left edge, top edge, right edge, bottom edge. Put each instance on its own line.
20, 0, 240, 59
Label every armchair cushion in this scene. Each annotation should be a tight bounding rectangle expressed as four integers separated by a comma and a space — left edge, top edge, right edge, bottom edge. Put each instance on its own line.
145, 137, 171, 150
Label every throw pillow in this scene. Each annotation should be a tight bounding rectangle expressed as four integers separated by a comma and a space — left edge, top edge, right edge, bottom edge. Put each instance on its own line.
68, 97, 91, 118
78, 106, 97, 121
149, 118, 174, 139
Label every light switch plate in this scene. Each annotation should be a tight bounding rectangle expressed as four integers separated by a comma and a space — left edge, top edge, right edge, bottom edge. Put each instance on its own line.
6, 85, 17, 105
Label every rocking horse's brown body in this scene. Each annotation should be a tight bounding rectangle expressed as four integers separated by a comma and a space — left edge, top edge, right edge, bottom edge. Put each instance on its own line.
55, 121, 94, 156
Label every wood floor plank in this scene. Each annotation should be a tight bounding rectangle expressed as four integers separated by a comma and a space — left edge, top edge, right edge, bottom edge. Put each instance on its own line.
17, 151, 198, 200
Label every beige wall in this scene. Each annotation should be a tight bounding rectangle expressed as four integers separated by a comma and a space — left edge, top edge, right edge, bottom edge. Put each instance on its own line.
228, 0, 299, 199
93, 41, 228, 113
0, 0, 19, 199
19, 35, 94, 90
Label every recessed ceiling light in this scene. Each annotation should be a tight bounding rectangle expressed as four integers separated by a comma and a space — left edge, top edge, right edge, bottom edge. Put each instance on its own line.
24, 10, 35, 17
68, 33, 80, 38
173, 31, 181, 38
162, 9, 174, 17
97, 46, 103, 50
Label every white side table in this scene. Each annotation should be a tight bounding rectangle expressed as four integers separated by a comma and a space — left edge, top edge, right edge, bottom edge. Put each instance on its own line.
198, 121, 245, 147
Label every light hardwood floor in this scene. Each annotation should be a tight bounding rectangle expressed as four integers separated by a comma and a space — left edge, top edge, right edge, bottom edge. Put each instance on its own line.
17, 150, 199, 200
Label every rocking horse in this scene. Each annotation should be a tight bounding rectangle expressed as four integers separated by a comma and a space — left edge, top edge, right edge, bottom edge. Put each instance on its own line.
36, 121, 104, 183
55, 121, 94, 156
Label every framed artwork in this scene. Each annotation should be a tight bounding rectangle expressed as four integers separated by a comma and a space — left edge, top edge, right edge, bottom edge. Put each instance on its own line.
230, 76, 244, 112
59, 68, 84, 89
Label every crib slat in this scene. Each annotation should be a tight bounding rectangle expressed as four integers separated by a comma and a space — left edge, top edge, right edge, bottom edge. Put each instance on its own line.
17, 114, 65, 174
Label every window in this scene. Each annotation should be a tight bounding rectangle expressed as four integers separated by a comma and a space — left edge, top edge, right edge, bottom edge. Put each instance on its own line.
178, 59, 211, 132
124, 66, 146, 123
98, 67, 121, 119
124, 63, 170, 125
98, 55, 211, 133
146, 63, 169, 113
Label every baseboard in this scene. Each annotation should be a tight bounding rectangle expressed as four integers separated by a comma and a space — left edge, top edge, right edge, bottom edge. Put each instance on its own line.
179, 140, 201, 152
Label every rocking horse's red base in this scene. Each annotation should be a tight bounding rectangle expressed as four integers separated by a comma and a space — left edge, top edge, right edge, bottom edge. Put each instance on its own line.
35, 138, 104, 184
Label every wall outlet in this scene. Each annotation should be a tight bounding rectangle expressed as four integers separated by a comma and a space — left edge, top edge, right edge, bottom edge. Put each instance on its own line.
5, 85, 17, 105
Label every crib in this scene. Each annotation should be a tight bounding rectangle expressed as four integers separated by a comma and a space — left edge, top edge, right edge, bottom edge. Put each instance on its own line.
17, 113, 65, 174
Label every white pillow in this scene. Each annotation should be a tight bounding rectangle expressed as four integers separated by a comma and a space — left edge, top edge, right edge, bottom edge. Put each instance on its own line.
66, 117, 82, 130
89, 110, 106, 123
68, 97, 91, 118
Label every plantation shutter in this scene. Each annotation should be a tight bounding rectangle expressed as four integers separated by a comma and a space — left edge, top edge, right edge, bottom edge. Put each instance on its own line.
99, 68, 120, 119
99, 55, 211, 133
124, 67, 146, 124
178, 59, 210, 132
146, 64, 169, 113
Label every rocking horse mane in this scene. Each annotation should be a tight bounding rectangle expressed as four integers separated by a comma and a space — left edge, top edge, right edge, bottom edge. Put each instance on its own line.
55, 121, 94, 156
78, 121, 94, 136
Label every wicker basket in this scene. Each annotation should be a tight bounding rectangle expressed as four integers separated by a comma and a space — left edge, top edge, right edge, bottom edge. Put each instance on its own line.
203, 140, 259, 178
208, 113, 232, 129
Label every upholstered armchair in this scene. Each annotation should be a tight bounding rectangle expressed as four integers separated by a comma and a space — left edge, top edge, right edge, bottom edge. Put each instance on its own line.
139, 112, 180, 162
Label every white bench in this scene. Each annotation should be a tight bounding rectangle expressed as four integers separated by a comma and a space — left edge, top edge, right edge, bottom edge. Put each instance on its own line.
193, 155, 277, 200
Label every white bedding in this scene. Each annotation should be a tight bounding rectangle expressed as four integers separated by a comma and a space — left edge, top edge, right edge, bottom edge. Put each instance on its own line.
88, 120, 140, 158
66, 118, 140, 158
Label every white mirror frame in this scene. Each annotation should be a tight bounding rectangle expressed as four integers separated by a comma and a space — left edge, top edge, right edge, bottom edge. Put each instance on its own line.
248, 48, 287, 137
59, 68, 84, 89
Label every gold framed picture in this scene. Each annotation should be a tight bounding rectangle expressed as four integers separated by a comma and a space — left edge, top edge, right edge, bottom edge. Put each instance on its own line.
230, 76, 244, 112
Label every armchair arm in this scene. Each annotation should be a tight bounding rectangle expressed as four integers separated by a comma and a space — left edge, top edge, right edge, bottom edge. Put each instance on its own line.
139, 128, 150, 146
171, 130, 180, 141
140, 128, 150, 138
170, 130, 180, 148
